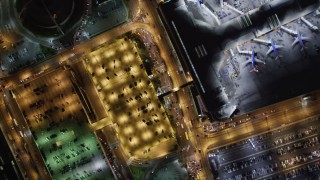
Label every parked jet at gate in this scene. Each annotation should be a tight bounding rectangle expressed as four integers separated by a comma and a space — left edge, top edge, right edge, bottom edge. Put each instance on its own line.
291, 31, 310, 53
281, 26, 310, 53
253, 38, 283, 60
237, 46, 265, 72
195, 0, 203, 8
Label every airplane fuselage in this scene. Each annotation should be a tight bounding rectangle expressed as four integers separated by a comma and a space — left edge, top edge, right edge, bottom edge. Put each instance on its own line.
271, 40, 279, 56
196, 0, 203, 7
297, 32, 305, 48
251, 49, 256, 68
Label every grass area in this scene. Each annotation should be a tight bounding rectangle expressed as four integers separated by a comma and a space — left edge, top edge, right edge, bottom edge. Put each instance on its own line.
152, 160, 187, 180
39, 44, 57, 58
129, 165, 148, 180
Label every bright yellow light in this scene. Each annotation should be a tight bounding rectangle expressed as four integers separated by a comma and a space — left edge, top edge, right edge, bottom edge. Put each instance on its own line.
156, 125, 164, 133
124, 126, 133, 135
20, 71, 32, 81
91, 55, 100, 65
118, 115, 129, 125
136, 122, 146, 129
130, 137, 139, 146
93, 77, 98, 84
142, 130, 152, 140
107, 93, 117, 102
126, 53, 134, 62
120, 43, 128, 51
96, 67, 105, 76
104, 49, 115, 58
101, 79, 109, 87
131, 64, 139, 72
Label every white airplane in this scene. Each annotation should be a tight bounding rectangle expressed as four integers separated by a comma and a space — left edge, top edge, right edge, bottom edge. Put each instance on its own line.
237, 46, 265, 72
291, 31, 310, 53
195, 0, 203, 8
253, 38, 283, 60
281, 26, 310, 53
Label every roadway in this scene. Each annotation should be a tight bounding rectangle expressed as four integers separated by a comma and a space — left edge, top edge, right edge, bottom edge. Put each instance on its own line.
2, 90, 51, 180
0, 90, 42, 180
179, 87, 211, 179
0, 126, 22, 179
95, 128, 133, 180
70, 62, 108, 122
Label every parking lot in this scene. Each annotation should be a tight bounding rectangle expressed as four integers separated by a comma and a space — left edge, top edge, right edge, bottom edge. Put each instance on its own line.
208, 116, 320, 180
83, 37, 175, 158
14, 68, 114, 179
83, 0, 128, 38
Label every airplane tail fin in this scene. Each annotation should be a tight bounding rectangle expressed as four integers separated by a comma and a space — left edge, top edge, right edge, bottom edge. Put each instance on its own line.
275, 55, 283, 61
300, 46, 307, 53
250, 68, 258, 73
300, 47, 308, 57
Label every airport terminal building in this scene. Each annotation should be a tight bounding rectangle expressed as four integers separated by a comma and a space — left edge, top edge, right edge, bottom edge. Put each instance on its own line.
158, 0, 320, 120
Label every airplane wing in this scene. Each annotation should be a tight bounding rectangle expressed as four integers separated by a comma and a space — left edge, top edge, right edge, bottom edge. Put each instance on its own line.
301, 36, 311, 41
255, 58, 266, 65
291, 38, 299, 48
266, 47, 273, 55
242, 60, 251, 67
267, 45, 283, 55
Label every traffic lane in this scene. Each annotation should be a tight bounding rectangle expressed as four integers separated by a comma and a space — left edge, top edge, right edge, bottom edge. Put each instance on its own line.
203, 107, 320, 151
214, 126, 318, 163
0, 112, 23, 180
0, 102, 40, 179
176, 87, 206, 177
71, 61, 108, 121
209, 116, 319, 160
172, 106, 200, 174
95, 130, 124, 180
217, 118, 319, 162
3, 90, 50, 179
209, 92, 320, 134
141, 0, 188, 86
100, 126, 132, 177
206, 99, 312, 137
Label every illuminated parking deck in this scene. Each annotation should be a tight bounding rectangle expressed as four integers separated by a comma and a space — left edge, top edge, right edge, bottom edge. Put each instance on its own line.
84, 37, 176, 159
